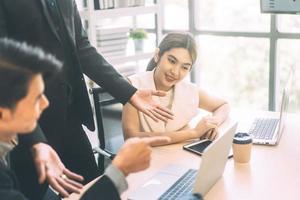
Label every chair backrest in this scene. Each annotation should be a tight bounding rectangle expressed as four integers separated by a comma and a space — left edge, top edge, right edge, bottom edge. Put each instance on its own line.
90, 87, 124, 171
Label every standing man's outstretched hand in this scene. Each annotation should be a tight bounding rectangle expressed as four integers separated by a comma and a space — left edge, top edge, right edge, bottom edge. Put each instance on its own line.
129, 89, 174, 122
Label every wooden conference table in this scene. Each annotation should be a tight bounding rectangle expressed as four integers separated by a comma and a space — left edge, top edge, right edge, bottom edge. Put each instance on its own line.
121, 110, 300, 200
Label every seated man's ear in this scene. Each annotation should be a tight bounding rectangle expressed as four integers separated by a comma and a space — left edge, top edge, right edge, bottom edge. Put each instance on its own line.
0, 107, 12, 121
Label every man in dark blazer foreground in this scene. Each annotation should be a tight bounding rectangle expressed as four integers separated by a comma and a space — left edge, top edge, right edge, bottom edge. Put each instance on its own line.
0, 0, 173, 199
0, 38, 169, 200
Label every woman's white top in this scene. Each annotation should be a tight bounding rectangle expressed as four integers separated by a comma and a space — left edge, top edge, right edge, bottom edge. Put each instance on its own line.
128, 70, 199, 133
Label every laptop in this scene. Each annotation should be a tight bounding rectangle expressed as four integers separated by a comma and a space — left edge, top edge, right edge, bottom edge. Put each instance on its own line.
248, 72, 292, 146
128, 122, 238, 200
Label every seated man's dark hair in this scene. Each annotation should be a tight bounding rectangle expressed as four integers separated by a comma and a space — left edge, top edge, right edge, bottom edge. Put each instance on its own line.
0, 38, 62, 109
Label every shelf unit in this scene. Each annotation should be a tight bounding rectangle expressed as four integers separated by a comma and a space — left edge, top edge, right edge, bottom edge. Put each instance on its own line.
78, 0, 162, 70
80, 5, 159, 19
104, 52, 153, 65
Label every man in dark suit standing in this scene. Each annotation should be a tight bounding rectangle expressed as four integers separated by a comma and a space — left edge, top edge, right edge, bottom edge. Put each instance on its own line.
0, 1, 173, 199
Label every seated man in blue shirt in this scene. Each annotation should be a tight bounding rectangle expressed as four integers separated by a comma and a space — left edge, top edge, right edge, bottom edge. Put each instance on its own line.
0, 38, 169, 199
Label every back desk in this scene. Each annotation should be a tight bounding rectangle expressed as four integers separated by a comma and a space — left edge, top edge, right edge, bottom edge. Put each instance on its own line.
122, 111, 300, 200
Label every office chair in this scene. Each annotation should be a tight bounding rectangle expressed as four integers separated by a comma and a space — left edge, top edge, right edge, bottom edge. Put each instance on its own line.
90, 87, 123, 173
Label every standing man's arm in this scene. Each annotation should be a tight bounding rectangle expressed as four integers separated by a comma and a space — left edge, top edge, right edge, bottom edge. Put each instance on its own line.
73, 3, 173, 122
73, 3, 136, 104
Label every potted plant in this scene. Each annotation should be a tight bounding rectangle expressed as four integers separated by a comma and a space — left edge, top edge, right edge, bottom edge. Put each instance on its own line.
129, 29, 148, 52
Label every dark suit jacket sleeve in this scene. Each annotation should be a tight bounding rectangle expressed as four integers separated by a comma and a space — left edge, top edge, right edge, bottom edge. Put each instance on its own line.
0, 4, 47, 147
0, 168, 29, 200
73, 3, 137, 105
81, 175, 120, 200
17, 125, 47, 148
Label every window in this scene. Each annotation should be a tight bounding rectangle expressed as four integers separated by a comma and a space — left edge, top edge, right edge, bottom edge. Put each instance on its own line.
277, 39, 300, 112
163, 0, 189, 30
278, 15, 300, 33
195, 0, 270, 32
188, 1, 300, 112
196, 36, 269, 110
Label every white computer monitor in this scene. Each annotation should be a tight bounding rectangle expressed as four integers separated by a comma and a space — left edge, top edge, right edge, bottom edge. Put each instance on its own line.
261, 0, 300, 14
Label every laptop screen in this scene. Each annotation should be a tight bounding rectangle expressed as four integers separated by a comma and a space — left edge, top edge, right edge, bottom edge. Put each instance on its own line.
277, 71, 293, 141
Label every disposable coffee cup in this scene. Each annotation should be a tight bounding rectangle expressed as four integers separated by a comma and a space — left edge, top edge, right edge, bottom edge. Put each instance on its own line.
232, 132, 252, 163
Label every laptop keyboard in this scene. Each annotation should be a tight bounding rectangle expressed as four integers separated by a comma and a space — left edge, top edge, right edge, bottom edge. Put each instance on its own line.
158, 169, 197, 200
249, 118, 279, 140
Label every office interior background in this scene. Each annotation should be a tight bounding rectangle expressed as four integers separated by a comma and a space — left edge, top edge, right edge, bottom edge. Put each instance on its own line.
76, 0, 300, 111
75, 0, 300, 153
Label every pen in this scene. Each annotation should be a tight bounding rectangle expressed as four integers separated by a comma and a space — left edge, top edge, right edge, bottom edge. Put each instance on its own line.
93, 147, 116, 160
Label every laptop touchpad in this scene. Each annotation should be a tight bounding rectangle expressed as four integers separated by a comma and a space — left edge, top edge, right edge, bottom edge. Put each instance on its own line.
128, 165, 189, 200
